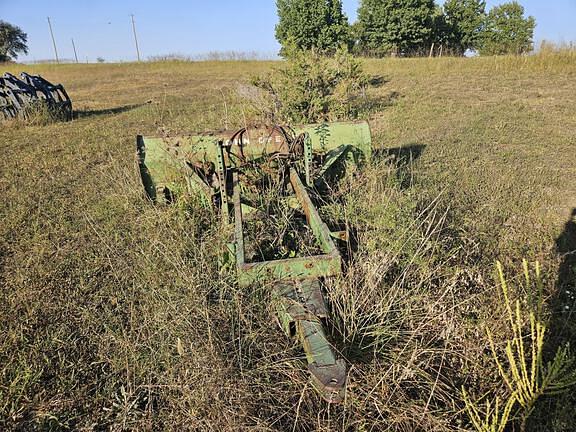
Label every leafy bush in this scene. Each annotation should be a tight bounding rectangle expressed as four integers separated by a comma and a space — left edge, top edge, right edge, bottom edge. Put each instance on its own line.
249, 46, 370, 124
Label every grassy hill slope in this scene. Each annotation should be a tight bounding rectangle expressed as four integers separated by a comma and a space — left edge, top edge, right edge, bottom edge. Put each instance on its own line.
1, 53, 575, 430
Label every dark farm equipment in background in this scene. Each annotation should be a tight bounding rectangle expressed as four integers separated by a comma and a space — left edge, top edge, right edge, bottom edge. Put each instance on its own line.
137, 121, 372, 403
0, 72, 72, 120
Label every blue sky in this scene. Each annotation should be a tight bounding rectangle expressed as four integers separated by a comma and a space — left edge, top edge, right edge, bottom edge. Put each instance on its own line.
1, 0, 575, 62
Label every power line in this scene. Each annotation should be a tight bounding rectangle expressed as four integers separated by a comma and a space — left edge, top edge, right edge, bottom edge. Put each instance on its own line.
47, 17, 60, 64
130, 14, 141, 62
71, 38, 79, 64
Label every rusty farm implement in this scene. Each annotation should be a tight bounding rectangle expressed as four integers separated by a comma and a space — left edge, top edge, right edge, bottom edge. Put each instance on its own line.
136, 121, 372, 402
0, 72, 72, 120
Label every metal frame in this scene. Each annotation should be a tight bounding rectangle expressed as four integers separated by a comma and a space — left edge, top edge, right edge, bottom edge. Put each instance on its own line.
231, 167, 347, 402
136, 121, 373, 403
233, 168, 342, 287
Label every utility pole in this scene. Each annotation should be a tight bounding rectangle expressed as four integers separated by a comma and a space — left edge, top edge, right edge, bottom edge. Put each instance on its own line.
130, 14, 141, 62
71, 38, 79, 63
47, 17, 60, 64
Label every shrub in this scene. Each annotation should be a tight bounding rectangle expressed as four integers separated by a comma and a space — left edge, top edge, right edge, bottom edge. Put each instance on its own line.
249, 46, 370, 124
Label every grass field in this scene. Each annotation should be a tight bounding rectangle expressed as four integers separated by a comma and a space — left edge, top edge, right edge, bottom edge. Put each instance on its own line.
1, 52, 575, 431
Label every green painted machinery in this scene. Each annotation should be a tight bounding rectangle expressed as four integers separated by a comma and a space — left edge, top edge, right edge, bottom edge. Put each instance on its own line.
137, 121, 372, 403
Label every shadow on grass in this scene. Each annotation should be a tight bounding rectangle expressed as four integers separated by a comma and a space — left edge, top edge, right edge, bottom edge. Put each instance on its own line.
74, 102, 149, 119
528, 209, 576, 431
368, 75, 388, 87
552, 208, 576, 342
363, 90, 400, 115
545, 209, 576, 350
374, 143, 426, 189
376, 143, 426, 164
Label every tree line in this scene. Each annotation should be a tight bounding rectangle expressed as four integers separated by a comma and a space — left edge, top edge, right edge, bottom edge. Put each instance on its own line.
0, 1, 536, 63
276, 0, 536, 57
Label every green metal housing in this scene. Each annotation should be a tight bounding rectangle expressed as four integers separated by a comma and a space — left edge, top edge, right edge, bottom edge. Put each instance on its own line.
137, 121, 371, 202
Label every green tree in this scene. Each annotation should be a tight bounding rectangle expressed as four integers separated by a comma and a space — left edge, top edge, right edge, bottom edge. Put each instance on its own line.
355, 0, 437, 57
479, 1, 535, 55
430, 4, 449, 55
443, 0, 486, 55
275, 0, 350, 55
0, 21, 28, 62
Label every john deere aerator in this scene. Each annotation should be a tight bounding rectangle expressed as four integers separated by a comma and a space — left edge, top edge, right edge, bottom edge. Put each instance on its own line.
137, 121, 372, 402
0, 72, 72, 120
